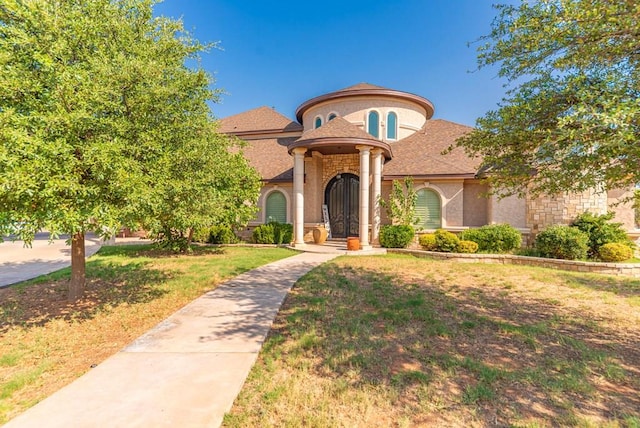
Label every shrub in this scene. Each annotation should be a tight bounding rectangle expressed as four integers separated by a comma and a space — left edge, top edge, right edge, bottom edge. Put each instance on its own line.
598, 243, 633, 262
535, 225, 589, 260
418, 233, 437, 251
193, 225, 239, 244
252, 222, 293, 245
571, 212, 633, 259
459, 224, 522, 253
457, 240, 479, 253
434, 229, 460, 253
380, 225, 415, 248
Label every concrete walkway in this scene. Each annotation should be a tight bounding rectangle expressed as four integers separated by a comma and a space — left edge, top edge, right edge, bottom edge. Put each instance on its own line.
2, 250, 347, 428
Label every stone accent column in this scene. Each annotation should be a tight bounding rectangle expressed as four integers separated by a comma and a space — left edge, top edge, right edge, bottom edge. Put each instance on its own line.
357, 145, 372, 250
371, 149, 383, 245
292, 147, 307, 246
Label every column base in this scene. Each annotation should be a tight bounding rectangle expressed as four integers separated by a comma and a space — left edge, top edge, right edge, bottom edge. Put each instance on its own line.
292, 242, 307, 248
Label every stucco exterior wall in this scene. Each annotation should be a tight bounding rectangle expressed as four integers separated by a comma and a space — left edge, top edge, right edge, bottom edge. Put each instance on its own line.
254, 183, 294, 224
463, 181, 489, 226
302, 97, 427, 141
413, 180, 464, 228
607, 188, 637, 231
489, 193, 527, 228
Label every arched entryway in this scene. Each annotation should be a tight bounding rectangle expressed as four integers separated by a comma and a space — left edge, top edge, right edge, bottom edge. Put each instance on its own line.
324, 173, 359, 238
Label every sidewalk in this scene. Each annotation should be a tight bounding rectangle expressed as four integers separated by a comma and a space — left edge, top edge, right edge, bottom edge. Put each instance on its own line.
2, 251, 341, 428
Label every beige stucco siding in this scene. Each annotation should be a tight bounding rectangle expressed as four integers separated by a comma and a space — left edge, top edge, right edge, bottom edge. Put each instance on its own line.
463, 181, 489, 226
489, 193, 527, 228
607, 188, 637, 231
302, 96, 427, 141
255, 184, 294, 224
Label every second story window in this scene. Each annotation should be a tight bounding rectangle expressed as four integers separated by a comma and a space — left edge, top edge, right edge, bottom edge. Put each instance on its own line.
328, 113, 337, 121
367, 111, 379, 138
387, 112, 397, 140
314, 116, 323, 129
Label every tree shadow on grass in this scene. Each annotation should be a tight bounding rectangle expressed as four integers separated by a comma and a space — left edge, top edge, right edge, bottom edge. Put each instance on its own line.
266, 260, 640, 426
556, 271, 640, 297
0, 251, 176, 334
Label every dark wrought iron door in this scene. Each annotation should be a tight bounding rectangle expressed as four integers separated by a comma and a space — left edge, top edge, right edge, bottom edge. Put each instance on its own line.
325, 173, 359, 238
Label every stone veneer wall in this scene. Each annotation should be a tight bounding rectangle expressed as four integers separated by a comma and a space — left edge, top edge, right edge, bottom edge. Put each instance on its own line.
526, 189, 608, 235
321, 154, 360, 189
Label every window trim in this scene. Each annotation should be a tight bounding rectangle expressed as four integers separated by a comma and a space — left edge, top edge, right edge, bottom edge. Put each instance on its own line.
263, 189, 290, 223
366, 110, 380, 138
415, 185, 444, 230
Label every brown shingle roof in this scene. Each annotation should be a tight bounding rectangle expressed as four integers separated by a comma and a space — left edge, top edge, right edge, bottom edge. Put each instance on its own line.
240, 137, 296, 181
295, 117, 379, 142
383, 119, 480, 177
336, 82, 388, 91
219, 106, 302, 135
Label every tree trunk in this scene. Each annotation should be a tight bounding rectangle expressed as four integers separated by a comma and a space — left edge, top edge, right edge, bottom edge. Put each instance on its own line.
68, 231, 86, 302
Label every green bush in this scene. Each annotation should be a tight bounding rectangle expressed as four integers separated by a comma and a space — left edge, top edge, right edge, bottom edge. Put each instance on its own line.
418, 233, 437, 251
571, 212, 633, 259
459, 224, 522, 253
434, 229, 460, 253
252, 222, 293, 245
193, 225, 239, 244
380, 225, 415, 248
598, 242, 633, 262
535, 225, 589, 260
457, 240, 479, 253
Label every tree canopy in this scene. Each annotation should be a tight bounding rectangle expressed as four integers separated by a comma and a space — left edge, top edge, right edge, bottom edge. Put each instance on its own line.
0, 0, 261, 299
454, 0, 640, 197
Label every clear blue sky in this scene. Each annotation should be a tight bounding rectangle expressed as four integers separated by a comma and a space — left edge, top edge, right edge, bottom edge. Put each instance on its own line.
154, 0, 512, 127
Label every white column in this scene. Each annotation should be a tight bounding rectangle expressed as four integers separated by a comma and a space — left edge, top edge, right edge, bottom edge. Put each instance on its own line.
371, 149, 383, 245
292, 147, 307, 246
357, 145, 372, 249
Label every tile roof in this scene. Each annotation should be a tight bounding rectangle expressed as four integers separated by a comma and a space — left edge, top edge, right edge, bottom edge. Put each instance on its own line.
239, 137, 296, 181
336, 82, 388, 91
383, 119, 481, 177
218, 106, 302, 135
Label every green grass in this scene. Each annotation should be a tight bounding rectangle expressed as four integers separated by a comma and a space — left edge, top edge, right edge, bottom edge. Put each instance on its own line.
225, 254, 640, 427
0, 244, 296, 425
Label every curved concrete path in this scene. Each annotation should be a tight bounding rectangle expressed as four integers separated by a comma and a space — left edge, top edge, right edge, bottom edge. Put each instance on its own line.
2, 250, 344, 428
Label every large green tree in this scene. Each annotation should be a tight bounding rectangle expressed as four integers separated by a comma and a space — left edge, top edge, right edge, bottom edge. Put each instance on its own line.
454, 0, 639, 197
0, 0, 260, 300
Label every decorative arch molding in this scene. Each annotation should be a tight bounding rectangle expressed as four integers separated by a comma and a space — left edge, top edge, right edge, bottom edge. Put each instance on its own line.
262, 187, 291, 223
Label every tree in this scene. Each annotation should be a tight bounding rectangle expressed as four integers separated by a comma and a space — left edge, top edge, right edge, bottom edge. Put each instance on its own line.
0, 0, 260, 300
453, 0, 640, 198
379, 177, 419, 226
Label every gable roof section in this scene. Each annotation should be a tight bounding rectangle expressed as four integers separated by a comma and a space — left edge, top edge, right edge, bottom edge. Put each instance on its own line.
383, 119, 480, 178
239, 137, 297, 182
218, 106, 302, 136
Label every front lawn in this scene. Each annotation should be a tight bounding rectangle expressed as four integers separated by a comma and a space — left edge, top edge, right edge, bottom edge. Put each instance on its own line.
0, 245, 296, 424
225, 254, 640, 427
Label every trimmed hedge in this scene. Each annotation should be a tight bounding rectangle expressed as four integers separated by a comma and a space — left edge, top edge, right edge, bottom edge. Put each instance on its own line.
571, 212, 633, 259
434, 229, 459, 253
598, 242, 633, 262
380, 225, 415, 248
457, 240, 479, 253
252, 222, 293, 245
459, 224, 522, 253
418, 233, 437, 251
535, 225, 589, 260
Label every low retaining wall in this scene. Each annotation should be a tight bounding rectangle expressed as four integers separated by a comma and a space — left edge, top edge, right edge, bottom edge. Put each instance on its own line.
388, 249, 640, 278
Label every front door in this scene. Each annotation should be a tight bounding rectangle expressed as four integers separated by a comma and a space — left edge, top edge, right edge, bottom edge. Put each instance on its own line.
325, 173, 359, 238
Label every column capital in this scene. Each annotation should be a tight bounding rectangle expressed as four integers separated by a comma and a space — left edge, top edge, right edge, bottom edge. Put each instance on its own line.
355, 145, 372, 153
371, 148, 383, 156
292, 147, 308, 155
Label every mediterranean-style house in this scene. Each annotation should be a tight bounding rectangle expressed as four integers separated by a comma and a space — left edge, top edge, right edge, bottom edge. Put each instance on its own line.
220, 83, 637, 247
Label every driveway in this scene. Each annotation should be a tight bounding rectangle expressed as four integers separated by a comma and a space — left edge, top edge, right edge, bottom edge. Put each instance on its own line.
0, 232, 104, 288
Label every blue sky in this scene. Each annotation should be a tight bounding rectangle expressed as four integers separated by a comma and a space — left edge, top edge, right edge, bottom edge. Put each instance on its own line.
154, 0, 512, 127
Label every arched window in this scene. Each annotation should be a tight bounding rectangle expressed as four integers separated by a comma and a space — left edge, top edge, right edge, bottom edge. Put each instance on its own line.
416, 188, 441, 229
314, 116, 322, 129
367, 111, 379, 138
328, 113, 337, 121
386, 112, 397, 140
265, 191, 287, 223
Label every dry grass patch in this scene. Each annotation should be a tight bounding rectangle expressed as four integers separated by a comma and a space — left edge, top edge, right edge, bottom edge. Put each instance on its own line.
0, 244, 296, 424
225, 254, 640, 427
